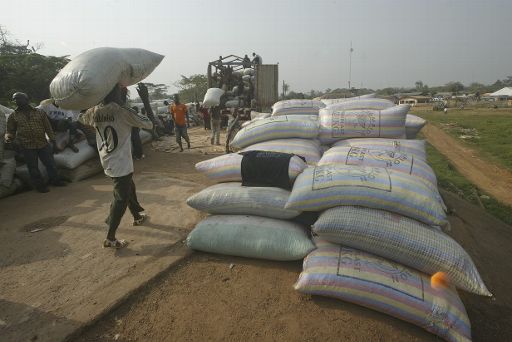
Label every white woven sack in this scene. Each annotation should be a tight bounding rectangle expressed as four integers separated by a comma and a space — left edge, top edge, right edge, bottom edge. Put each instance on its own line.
295, 239, 472, 342
15, 161, 48, 185
326, 98, 395, 111
318, 146, 437, 188
195, 153, 307, 183
314, 206, 491, 296
333, 138, 427, 161
225, 99, 242, 108
203, 88, 225, 108
319, 104, 409, 144
187, 215, 315, 261
405, 114, 427, 139
58, 158, 103, 182
243, 68, 254, 76
139, 129, 153, 144
187, 183, 300, 219
241, 138, 322, 165
50, 47, 164, 110
54, 140, 96, 169
230, 115, 319, 150
250, 111, 271, 120
286, 164, 447, 227
272, 99, 326, 116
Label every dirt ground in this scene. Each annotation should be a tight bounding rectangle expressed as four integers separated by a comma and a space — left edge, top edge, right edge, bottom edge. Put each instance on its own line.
2, 127, 512, 342
422, 123, 512, 206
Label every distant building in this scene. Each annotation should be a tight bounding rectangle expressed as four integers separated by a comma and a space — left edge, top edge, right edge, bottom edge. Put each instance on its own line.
490, 87, 512, 101
398, 96, 431, 106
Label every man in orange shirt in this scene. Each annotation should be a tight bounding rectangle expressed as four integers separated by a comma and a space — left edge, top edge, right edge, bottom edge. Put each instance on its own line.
170, 95, 190, 152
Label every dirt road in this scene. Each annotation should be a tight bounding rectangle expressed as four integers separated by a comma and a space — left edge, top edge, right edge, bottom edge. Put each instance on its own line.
422, 123, 512, 206
2, 127, 512, 342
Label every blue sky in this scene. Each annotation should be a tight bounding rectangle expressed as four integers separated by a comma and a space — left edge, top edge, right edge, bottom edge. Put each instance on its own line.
1, 0, 511, 93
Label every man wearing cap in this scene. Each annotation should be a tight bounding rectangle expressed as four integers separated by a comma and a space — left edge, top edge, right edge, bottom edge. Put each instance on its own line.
5, 92, 66, 193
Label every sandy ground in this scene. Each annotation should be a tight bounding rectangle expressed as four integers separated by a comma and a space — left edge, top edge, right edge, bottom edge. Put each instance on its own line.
2, 126, 512, 342
422, 123, 512, 206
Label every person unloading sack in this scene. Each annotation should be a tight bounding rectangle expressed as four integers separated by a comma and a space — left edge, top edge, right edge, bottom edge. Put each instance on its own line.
79, 84, 153, 249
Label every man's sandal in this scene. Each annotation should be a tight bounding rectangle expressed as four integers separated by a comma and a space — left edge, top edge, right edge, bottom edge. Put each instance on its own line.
133, 213, 148, 226
103, 239, 129, 249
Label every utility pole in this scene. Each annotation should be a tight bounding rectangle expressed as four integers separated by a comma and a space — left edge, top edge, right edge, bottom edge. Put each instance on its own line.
348, 41, 353, 90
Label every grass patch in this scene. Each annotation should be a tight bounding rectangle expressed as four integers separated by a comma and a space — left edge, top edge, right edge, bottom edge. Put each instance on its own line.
426, 142, 512, 226
412, 107, 512, 171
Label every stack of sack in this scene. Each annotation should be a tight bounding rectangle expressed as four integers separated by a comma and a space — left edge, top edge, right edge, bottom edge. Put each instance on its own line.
187, 151, 314, 261
285, 97, 489, 341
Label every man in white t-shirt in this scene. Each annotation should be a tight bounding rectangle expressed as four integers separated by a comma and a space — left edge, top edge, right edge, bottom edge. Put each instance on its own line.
79, 84, 153, 248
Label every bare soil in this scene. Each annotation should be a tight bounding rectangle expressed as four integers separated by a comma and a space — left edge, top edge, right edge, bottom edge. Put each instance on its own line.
422, 123, 512, 206
2, 127, 511, 342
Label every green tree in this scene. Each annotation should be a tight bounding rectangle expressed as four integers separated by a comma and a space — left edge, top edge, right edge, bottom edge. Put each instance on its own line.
445, 81, 464, 95
174, 74, 208, 103
0, 27, 69, 105
143, 82, 169, 100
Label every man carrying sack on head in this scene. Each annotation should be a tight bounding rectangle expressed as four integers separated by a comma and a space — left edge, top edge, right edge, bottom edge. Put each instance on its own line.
79, 84, 153, 249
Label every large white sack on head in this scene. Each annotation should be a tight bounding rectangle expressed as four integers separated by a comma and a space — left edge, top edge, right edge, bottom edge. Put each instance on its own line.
319, 104, 409, 144
203, 88, 225, 108
230, 115, 319, 150
250, 111, 271, 120
241, 138, 322, 165
50, 47, 164, 110
195, 153, 307, 183
272, 99, 326, 116
54, 140, 97, 169
314, 206, 491, 296
405, 114, 427, 139
318, 146, 437, 188
333, 138, 427, 160
286, 164, 447, 226
187, 182, 300, 219
187, 215, 315, 261
295, 239, 472, 342
357, 93, 376, 99
327, 98, 395, 111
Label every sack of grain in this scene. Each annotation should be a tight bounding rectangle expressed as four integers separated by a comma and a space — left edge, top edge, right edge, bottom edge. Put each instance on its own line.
187, 215, 315, 261
318, 146, 437, 188
333, 138, 427, 161
405, 114, 427, 139
313, 206, 491, 296
286, 164, 447, 226
50, 47, 164, 110
230, 115, 319, 150
272, 99, 326, 116
53, 140, 97, 169
326, 98, 395, 111
0, 177, 23, 199
203, 88, 225, 108
294, 239, 471, 342
318, 104, 409, 144
187, 182, 300, 219
241, 138, 322, 165
58, 157, 103, 182
195, 153, 307, 183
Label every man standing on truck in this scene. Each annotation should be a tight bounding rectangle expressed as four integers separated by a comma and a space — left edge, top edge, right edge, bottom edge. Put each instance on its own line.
252, 52, 262, 65
171, 94, 191, 152
79, 84, 153, 249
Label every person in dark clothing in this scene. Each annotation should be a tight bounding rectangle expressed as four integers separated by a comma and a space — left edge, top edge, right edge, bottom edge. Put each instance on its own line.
6, 92, 66, 193
210, 105, 222, 145
130, 106, 144, 160
242, 54, 251, 68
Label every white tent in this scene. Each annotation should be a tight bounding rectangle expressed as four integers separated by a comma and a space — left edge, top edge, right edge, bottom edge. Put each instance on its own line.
490, 87, 512, 97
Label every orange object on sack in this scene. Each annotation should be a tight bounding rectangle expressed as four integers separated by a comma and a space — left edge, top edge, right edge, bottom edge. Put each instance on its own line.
431, 272, 450, 289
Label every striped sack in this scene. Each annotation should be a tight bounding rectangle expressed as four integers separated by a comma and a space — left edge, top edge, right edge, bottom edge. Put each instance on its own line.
326, 98, 395, 111
241, 138, 322, 165
272, 99, 326, 116
195, 153, 307, 184
319, 104, 410, 144
333, 138, 427, 161
313, 206, 491, 296
294, 239, 471, 342
405, 114, 427, 139
318, 146, 438, 189
186, 182, 300, 219
285, 164, 447, 227
230, 115, 319, 150
187, 215, 315, 261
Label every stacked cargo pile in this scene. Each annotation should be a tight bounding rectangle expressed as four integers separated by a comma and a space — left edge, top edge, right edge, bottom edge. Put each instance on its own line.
187, 103, 325, 261
285, 97, 489, 342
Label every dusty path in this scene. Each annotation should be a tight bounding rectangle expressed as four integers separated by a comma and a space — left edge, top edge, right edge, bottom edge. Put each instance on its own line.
422, 123, 512, 206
